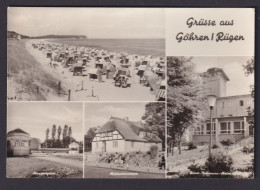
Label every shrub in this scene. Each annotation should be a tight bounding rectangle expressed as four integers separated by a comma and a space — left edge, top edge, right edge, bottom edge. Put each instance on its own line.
187, 142, 197, 150
242, 145, 254, 154
212, 144, 219, 149
188, 163, 204, 173
7, 140, 13, 157
150, 145, 159, 159
205, 151, 233, 173
220, 139, 234, 146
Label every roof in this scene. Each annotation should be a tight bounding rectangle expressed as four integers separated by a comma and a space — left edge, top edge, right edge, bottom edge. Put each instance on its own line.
7, 128, 29, 135
204, 68, 230, 81
96, 117, 162, 143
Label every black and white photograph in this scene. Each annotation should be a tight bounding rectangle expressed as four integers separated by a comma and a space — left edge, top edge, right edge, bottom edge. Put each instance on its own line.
84, 102, 166, 178
6, 102, 84, 178
166, 56, 254, 178
7, 8, 166, 101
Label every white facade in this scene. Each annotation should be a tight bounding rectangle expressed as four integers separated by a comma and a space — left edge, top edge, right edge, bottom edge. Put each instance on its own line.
7, 131, 30, 156
92, 129, 162, 153
92, 139, 162, 153
69, 142, 80, 154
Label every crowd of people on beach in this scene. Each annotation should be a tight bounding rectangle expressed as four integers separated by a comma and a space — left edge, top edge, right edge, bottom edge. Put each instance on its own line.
31, 40, 166, 101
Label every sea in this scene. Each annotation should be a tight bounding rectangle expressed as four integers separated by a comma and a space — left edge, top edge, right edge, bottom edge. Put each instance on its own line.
49, 39, 165, 57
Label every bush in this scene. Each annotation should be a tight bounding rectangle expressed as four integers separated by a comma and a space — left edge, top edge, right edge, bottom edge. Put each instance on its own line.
205, 151, 233, 173
242, 145, 254, 154
187, 142, 197, 150
150, 145, 159, 159
7, 140, 13, 157
188, 163, 204, 173
212, 144, 219, 149
220, 139, 234, 146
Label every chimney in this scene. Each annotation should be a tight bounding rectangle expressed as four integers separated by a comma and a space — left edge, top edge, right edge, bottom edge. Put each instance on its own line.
124, 117, 129, 122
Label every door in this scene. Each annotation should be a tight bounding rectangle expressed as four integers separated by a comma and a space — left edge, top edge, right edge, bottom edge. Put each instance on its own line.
102, 141, 106, 152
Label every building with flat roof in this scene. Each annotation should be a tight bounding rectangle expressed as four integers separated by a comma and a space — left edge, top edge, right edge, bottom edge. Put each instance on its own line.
7, 128, 30, 156
190, 68, 254, 145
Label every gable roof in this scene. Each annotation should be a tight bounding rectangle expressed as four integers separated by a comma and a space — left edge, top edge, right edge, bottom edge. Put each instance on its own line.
7, 128, 29, 135
96, 117, 162, 143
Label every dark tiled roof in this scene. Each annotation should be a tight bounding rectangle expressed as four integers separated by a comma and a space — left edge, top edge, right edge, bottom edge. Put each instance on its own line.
7, 128, 29, 135
97, 117, 162, 143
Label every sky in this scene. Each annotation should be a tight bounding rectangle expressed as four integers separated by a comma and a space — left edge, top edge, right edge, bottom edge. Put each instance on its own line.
7, 102, 83, 142
84, 102, 149, 133
192, 56, 254, 96
7, 7, 165, 39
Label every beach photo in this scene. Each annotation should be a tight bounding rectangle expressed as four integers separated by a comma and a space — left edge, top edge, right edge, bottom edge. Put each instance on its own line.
7, 8, 166, 101
166, 56, 254, 178
6, 102, 84, 178
84, 102, 166, 178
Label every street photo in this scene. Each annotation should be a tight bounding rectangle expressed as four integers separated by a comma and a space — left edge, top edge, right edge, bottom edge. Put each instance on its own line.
7, 7, 166, 101
84, 102, 166, 178
6, 102, 84, 178
166, 56, 254, 178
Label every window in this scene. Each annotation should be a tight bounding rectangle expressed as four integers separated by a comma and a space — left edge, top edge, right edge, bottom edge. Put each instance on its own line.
222, 102, 224, 108
107, 132, 112, 136
234, 121, 245, 134
131, 142, 135, 148
206, 123, 216, 134
194, 125, 204, 135
240, 100, 244, 106
15, 141, 20, 147
228, 101, 233, 107
96, 142, 99, 148
220, 122, 231, 134
113, 141, 118, 148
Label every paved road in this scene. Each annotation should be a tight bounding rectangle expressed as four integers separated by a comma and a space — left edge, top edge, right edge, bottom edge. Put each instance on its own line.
34, 156, 83, 171
84, 166, 165, 179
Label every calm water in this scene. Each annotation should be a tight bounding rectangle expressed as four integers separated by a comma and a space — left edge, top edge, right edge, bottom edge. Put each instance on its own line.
50, 39, 165, 57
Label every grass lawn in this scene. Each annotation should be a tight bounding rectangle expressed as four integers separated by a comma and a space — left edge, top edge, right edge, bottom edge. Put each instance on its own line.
7, 157, 82, 178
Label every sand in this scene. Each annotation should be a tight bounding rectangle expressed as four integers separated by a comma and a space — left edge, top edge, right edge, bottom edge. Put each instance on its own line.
26, 40, 158, 101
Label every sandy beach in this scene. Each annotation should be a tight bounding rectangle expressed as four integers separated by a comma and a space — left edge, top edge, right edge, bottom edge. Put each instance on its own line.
25, 39, 165, 101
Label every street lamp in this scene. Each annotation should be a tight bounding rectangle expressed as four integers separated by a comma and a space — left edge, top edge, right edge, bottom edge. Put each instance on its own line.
207, 94, 217, 157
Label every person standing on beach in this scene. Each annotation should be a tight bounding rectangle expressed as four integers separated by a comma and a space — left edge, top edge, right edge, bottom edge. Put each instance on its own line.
49, 57, 53, 68
97, 66, 102, 82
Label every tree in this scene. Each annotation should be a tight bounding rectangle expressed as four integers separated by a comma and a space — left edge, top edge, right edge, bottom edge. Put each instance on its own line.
68, 127, 72, 138
243, 57, 254, 128
46, 128, 50, 140
63, 125, 68, 139
84, 127, 97, 152
141, 102, 165, 149
167, 57, 207, 155
51, 124, 56, 140
57, 126, 62, 140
